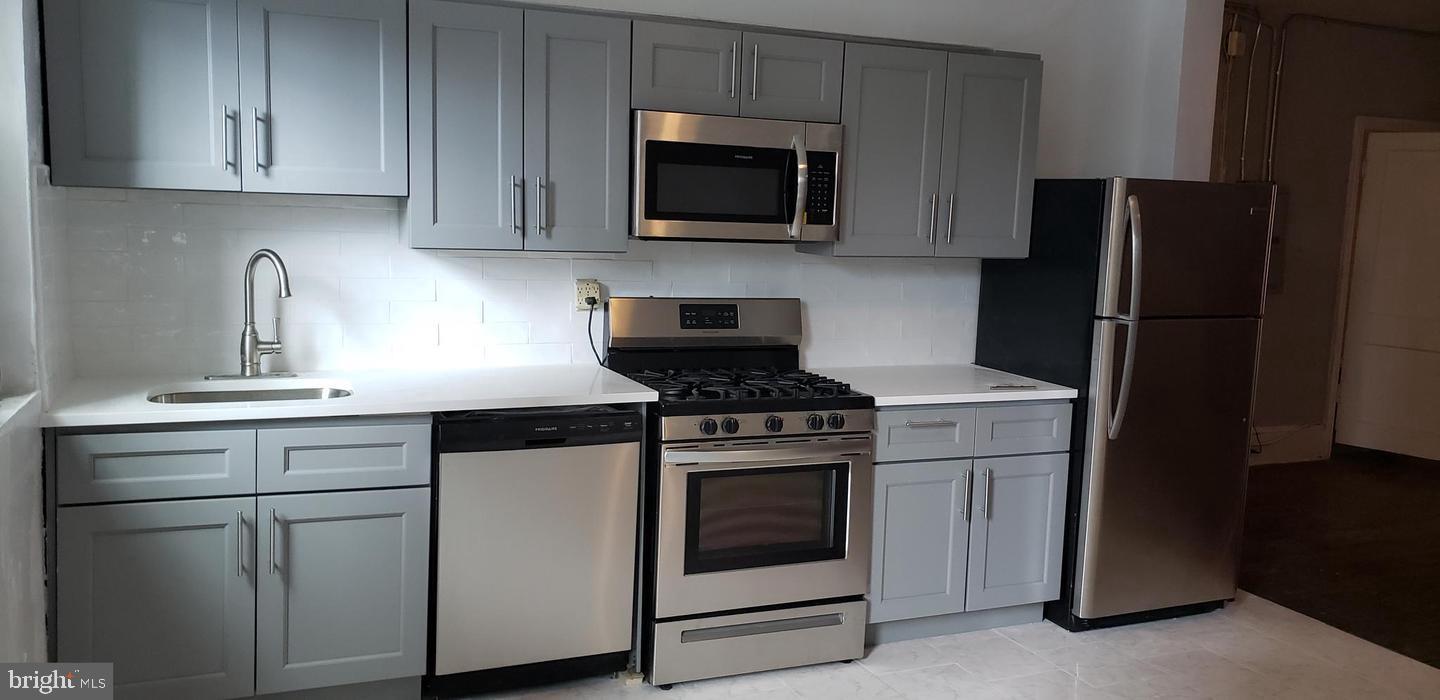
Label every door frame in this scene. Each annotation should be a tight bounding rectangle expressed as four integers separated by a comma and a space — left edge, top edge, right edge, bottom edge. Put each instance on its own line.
1314, 118, 1440, 460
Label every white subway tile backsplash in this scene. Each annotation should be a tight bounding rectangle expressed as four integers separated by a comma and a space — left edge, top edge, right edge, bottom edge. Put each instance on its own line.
54, 189, 981, 377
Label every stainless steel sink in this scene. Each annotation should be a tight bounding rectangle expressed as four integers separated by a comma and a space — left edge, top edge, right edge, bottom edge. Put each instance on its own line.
147, 379, 353, 404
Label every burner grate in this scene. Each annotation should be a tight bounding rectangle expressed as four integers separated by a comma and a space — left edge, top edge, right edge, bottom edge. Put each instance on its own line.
626, 368, 859, 403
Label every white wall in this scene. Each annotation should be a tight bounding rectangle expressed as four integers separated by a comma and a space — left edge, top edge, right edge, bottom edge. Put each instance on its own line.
56, 188, 980, 377
0, 393, 45, 663
0, 0, 37, 396
528, 0, 1222, 180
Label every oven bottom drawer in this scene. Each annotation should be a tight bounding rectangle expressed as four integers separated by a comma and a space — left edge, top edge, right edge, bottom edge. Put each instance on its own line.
650, 600, 867, 686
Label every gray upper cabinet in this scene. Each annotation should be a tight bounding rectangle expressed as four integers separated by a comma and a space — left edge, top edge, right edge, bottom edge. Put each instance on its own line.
965, 453, 1067, 611
523, 11, 631, 253
870, 460, 972, 623
831, 44, 948, 257
237, 0, 408, 195
256, 488, 430, 694
631, 21, 741, 116
739, 32, 843, 122
936, 53, 1042, 259
408, 0, 524, 250
43, 0, 243, 191
58, 498, 256, 700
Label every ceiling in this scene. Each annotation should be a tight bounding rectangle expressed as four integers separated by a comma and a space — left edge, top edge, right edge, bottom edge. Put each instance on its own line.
1243, 0, 1440, 33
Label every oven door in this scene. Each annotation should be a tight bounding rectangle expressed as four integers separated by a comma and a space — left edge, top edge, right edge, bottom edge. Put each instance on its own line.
656, 436, 873, 619
633, 110, 840, 243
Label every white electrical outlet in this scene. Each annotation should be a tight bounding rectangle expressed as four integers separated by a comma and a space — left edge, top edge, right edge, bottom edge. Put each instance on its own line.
575, 279, 603, 310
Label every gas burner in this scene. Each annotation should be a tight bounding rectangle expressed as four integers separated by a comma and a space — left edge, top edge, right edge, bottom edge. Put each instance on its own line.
625, 368, 861, 404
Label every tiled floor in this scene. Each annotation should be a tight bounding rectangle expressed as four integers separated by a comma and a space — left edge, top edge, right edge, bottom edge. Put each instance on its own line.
485, 592, 1440, 699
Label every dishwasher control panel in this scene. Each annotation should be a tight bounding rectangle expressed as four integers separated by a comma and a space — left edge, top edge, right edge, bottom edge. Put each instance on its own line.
437, 406, 643, 452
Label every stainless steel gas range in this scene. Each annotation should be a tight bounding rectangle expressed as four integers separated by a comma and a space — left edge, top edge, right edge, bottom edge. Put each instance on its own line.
606, 297, 875, 688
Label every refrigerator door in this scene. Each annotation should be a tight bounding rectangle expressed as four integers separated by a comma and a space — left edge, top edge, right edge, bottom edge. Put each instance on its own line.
1075, 317, 1259, 620
1097, 179, 1275, 319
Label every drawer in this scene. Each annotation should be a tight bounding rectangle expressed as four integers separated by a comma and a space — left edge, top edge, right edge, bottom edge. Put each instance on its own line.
975, 402, 1072, 456
58, 430, 257, 504
875, 407, 977, 462
257, 420, 431, 493
650, 600, 866, 686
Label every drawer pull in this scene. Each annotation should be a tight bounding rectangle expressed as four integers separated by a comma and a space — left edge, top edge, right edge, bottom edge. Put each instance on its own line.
904, 419, 958, 429
680, 613, 844, 643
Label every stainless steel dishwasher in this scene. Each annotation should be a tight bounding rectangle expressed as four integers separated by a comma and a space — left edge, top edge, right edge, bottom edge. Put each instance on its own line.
428, 406, 642, 692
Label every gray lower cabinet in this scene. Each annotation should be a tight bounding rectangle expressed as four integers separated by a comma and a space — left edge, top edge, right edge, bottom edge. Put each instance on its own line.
58, 498, 256, 700
237, 0, 408, 195
829, 43, 948, 257
935, 53, 1042, 259
256, 419, 431, 493
631, 21, 741, 116
523, 10, 631, 252
966, 453, 1068, 611
408, 0, 524, 249
870, 460, 972, 623
57, 428, 257, 504
256, 489, 430, 694
43, 0, 243, 190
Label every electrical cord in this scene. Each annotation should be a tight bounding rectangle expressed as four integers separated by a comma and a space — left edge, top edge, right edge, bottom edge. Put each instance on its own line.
586, 296, 606, 367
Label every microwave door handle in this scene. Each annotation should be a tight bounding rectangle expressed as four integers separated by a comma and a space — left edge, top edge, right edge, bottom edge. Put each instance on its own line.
789, 135, 808, 239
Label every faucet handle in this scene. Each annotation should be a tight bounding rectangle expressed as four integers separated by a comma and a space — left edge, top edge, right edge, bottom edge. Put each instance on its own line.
269, 317, 284, 355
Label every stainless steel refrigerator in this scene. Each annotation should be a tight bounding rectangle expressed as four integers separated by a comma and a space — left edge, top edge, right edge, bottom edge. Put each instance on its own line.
976, 177, 1276, 629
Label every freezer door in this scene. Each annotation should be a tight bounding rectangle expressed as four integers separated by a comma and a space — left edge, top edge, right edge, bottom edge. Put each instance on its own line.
1097, 179, 1275, 319
1075, 317, 1259, 620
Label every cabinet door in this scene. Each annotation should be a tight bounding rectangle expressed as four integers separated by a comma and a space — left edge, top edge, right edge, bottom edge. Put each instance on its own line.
936, 54, 1042, 259
44, 0, 242, 191
408, 0, 523, 250
256, 489, 430, 694
523, 11, 631, 253
237, 0, 408, 195
632, 21, 741, 116
833, 44, 947, 257
58, 498, 255, 700
870, 460, 972, 623
738, 32, 844, 122
966, 453, 1067, 611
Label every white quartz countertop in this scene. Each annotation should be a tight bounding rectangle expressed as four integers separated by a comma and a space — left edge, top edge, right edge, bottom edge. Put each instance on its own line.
816, 364, 1077, 407
44, 365, 658, 428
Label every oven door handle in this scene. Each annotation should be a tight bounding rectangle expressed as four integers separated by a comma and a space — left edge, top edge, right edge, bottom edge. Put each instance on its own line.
665, 444, 869, 467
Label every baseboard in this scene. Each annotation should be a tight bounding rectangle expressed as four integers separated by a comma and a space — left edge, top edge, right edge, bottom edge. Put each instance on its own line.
257, 676, 419, 700
865, 604, 1043, 645
1249, 424, 1331, 465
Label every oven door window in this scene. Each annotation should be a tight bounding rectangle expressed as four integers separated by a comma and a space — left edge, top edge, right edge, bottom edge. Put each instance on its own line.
644, 140, 797, 224
684, 462, 848, 575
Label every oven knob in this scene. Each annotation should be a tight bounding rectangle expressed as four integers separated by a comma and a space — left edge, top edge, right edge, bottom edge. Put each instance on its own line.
765, 415, 784, 433
806, 413, 825, 430
827, 413, 846, 430
721, 417, 740, 434
699, 418, 718, 436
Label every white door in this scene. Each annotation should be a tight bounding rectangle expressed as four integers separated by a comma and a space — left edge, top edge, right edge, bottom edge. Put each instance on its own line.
1336, 132, 1440, 458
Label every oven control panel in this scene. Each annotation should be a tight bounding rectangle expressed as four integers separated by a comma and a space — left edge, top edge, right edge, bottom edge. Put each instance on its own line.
804, 151, 837, 226
680, 303, 739, 330
663, 409, 873, 442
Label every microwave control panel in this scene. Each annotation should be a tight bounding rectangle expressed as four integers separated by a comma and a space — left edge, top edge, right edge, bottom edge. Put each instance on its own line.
805, 151, 837, 226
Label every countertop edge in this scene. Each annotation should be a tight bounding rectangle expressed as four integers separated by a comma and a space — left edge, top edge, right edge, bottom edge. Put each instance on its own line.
872, 389, 1078, 407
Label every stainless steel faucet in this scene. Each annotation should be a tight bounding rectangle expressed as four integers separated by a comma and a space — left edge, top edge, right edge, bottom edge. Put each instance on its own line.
236, 249, 292, 377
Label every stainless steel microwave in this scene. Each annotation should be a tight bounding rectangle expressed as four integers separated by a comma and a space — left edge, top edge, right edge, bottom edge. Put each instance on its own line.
632, 110, 841, 243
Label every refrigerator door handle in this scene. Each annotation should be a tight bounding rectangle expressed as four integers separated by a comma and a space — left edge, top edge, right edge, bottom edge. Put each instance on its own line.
1120, 194, 1143, 321
1109, 318, 1138, 440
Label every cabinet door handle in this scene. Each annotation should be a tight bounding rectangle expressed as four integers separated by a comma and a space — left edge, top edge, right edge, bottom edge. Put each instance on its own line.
252, 107, 265, 172
235, 511, 244, 577
927, 193, 938, 244
945, 193, 956, 244
534, 176, 546, 236
729, 41, 738, 99
220, 105, 235, 172
982, 468, 994, 519
750, 44, 759, 100
268, 507, 278, 575
510, 175, 520, 236
960, 469, 971, 522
